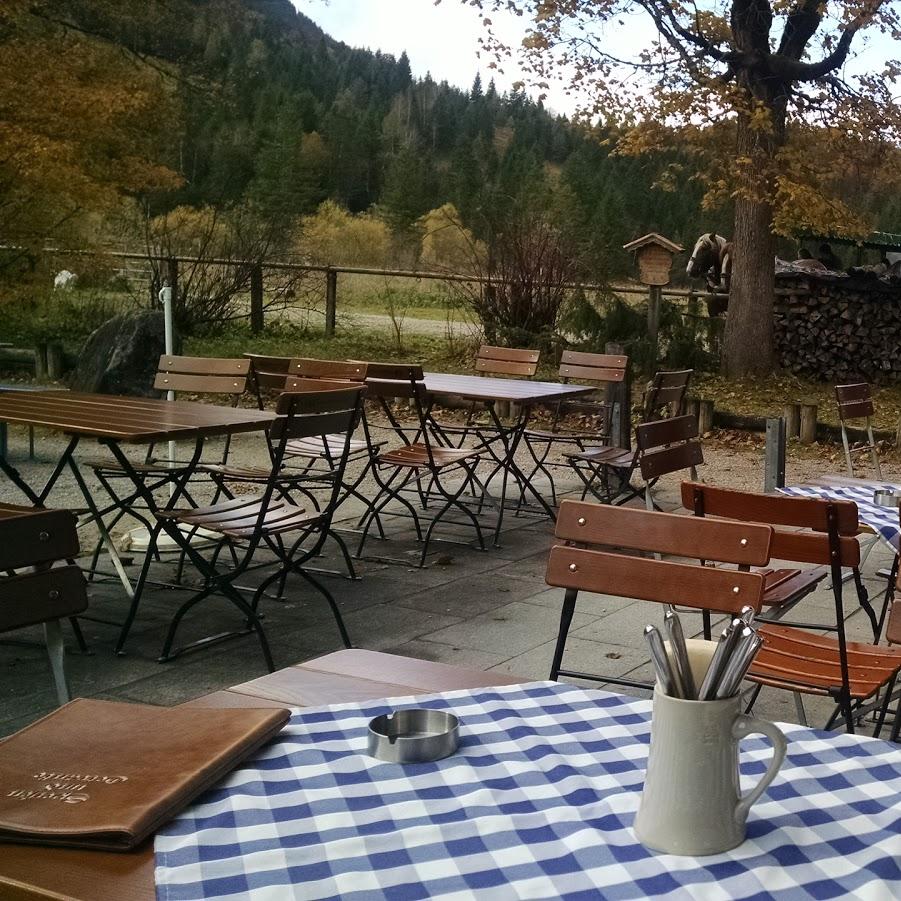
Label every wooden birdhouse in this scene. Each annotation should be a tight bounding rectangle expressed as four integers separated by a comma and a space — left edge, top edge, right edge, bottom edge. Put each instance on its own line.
623, 233, 683, 286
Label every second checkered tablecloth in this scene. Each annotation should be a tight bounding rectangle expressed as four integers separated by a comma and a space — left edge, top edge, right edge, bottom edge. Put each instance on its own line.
155, 681, 901, 900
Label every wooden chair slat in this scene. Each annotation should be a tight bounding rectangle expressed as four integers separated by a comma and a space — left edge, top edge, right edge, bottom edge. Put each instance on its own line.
275, 387, 365, 416
555, 500, 772, 565
474, 358, 538, 377
284, 377, 364, 393
679, 482, 859, 535
557, 364, 626, 382
559, 350, 627, 368
159, 355, 250, 376
243, 353, 292, 374
545, 546, 766, 615
835, 382, 872, 403
356, 362, 425, 381
653, 385, 690, 404
290, 358, 368, 380
0, 507, 79, 569
636, 414, 697, 449
652, 369, 693, 389
363, 378, 426, 399
477, 345, 541, 364
837, 399, 875, 420
0, 566, 87, 632
639, 441, 704, 480
771, 529, 860, 567
153, 373, 249, 394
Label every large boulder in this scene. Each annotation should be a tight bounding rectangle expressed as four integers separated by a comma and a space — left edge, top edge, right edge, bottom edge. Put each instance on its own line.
68, 311, 178, 396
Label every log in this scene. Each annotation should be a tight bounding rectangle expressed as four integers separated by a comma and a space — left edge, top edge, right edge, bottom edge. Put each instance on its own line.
799, 403, 818, 445
782, 403, 800, 440
697, 399, 715, 435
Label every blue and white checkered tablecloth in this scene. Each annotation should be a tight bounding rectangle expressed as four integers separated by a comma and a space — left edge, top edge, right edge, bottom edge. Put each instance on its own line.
778, 482, 901, 550
154, 681, 901, 900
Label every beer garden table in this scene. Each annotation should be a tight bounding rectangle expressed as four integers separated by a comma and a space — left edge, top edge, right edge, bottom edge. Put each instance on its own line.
2, 651, 898, 899
421, 373, 597, 542
0, 390, 275, 606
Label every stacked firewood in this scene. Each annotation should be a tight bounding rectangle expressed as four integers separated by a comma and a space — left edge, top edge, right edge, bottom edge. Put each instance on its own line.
773, 273, 901, 383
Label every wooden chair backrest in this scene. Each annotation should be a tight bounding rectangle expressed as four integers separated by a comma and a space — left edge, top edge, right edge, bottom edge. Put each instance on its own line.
680, 481, 860, 567
244, 354, 293, 394
636, 414, 703, 481
271, 386, 365, 441
557, 350, 627, 384
644, 369, 692, 417
361, 362, 426, 400
154, 355, 250, 396
290, 358, 368, 381
475, 345, 540, 377
0, 505, 87, 633
835, 383, 875, 422
547, 501, 770, 615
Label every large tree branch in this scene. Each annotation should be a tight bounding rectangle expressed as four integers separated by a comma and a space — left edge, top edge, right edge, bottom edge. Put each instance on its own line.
777, 0, 823, 60
769, 0, 886, 81
637, 0, 732, 64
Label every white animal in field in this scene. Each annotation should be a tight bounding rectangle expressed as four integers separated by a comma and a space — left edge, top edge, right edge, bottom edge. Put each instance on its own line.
53, 270, 77, 290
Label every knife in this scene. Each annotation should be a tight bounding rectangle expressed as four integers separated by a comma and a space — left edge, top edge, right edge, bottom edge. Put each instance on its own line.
697, 618, 742, 700
716, 630, 764, 699
644, 625, 681, 697
664, 607, 695, 699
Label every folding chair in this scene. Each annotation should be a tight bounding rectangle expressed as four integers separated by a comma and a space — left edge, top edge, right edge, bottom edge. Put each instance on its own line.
567, 369, 692, 504
121, 386, 366, 670
244, 353, 294, 408
356, 364, 487, 567
682, 481, 879, 641
836, 383, 883, 479
518, 351, 628, 506
546, 500, 772, 689
86, 355, 252, 577
0, 505, 87, 705
682, 484, 899, 733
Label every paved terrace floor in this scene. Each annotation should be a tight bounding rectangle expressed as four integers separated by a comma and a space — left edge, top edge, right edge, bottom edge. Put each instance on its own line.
0, 426, 894, 737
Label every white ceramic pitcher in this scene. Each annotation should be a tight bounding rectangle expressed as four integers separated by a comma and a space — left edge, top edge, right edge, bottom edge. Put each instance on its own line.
634, 641, 787, 856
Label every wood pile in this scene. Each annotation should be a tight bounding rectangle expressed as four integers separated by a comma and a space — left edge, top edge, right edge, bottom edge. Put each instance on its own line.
773, 273, 901, 383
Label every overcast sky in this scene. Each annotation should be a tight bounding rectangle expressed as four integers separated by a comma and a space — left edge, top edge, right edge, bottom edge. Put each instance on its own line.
295, 1, 898, 118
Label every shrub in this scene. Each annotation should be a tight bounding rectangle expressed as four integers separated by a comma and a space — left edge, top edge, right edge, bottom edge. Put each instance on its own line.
297, 201, 392, 268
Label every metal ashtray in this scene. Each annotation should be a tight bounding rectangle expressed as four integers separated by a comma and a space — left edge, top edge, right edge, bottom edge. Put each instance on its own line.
367, 708, 460, 763
873, 489, 901, 508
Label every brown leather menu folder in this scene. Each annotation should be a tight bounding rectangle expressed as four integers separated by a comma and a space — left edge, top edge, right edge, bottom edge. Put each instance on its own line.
0, 698, 290, 851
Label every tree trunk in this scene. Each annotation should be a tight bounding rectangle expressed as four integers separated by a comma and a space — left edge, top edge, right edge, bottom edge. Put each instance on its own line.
722, 193, 776, 376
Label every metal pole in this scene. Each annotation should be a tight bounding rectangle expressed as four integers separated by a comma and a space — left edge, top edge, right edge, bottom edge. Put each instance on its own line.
159, 283, 176, 480
764, 417, 786, 492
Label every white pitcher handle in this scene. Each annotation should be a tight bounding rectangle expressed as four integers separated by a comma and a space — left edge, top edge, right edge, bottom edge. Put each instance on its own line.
732, 714, 787, 824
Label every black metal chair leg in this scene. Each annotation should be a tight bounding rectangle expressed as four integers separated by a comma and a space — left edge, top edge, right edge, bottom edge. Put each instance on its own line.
296, 567, 352, 648
68, 617, 89, 653
550, 589, 578, 680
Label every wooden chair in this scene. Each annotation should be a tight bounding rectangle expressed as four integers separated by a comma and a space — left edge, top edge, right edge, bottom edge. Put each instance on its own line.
682, 483, 900, 733
835, 383, 883, 479
567, 369, 693, 504
120, 386, 367, 670
0, 504, 87, 705
546, 500, 901, 736
681, 481, 878, 640
206, 363, 373, 581
244, 353, 293, 408
86, 355, 253, 579
356, 363, 486, 567
545, 500, 772, 689
518, 351, 628, 506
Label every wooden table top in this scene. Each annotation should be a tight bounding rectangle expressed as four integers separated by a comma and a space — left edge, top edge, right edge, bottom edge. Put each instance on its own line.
0, 651, 525, 901
0, 391, 274, 443
423, 372, 595, 405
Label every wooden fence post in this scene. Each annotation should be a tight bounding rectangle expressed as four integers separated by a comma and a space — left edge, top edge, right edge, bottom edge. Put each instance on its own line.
605, 341, 631, 450
165, 257, 178, 311
764, 417, 786, 492
647, 284, 661, 366
799, 402, 818, 444
782, 403, 801, 440
697, 399, 715, 435
325, 268, 337, 337
250, 264, 264, 334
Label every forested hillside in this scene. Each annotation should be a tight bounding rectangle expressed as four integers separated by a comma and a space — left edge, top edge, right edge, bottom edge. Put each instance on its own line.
3, 0, 899, 284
